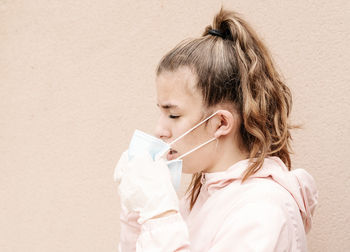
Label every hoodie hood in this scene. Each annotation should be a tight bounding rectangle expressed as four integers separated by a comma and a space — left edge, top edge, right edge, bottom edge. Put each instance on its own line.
201, 157, 318, 233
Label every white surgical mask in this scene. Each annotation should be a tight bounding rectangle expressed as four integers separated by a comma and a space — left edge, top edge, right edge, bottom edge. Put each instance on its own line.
127, 111, 219, 190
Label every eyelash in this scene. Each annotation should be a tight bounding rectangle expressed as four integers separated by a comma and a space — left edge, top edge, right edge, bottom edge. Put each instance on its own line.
169, 115, 180, 119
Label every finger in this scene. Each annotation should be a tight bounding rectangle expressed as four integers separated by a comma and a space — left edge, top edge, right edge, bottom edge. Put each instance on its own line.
129, 150, 154, 164
113, 150, 129, 183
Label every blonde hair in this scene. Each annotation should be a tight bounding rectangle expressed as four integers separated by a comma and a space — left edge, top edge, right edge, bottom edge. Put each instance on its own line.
156, 7, 294, 210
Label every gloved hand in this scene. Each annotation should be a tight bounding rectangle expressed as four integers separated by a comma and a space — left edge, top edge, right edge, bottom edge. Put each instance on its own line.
114, 150, 179, 224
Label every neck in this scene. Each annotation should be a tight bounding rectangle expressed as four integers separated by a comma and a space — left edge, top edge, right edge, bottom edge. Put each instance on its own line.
204, 134, 249, 173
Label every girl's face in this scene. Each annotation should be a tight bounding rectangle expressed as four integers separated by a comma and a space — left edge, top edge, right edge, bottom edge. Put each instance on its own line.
155, 67, 218, 174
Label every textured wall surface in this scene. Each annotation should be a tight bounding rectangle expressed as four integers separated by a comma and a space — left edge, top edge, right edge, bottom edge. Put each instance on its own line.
1, 0, 349, 251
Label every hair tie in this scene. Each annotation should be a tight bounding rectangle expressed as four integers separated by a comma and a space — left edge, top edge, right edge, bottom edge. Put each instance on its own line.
208, 29, 225, 39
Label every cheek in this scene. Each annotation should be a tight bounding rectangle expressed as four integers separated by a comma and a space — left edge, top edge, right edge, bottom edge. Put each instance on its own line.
181, 144, 216, 174
179, 129, 217, 174
175, 125, 210, 153
170, 120, 198, 150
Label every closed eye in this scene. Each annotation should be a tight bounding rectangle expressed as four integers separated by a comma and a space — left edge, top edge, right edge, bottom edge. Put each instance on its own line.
169, 115, 180, 119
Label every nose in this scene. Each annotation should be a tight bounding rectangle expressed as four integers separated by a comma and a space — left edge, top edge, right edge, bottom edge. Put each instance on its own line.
154, 116, 172, 141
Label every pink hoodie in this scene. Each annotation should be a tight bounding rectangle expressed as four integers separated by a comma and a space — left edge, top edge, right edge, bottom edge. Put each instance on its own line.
118, 157, 318, 251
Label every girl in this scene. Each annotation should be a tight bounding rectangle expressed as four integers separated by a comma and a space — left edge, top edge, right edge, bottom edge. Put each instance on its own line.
114, 7, 318, 252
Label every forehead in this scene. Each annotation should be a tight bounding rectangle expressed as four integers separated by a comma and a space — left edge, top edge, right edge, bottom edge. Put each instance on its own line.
156, 67, 203, 109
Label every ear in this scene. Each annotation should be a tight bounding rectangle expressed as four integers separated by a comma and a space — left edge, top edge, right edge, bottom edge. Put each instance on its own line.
211, 110, 236, 139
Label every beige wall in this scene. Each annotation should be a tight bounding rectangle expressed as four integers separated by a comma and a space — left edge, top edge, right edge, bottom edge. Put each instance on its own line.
1, 0, 349, 251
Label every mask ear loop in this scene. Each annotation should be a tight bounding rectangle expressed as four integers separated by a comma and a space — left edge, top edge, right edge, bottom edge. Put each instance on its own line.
169, 111, 219, 146
174, 137, 217, 161
160, 110, 219, 161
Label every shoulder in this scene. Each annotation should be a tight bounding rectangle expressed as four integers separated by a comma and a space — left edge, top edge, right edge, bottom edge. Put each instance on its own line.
230, 177, 304, 234
229, 177, 298, 209
227, 177, 293, 218
211, 195, 292, 251
212, 178, 307, 250
214, 177, 304, 235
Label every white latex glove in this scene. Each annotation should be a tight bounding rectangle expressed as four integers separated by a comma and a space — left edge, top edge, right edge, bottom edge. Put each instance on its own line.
114, 150, 179, 224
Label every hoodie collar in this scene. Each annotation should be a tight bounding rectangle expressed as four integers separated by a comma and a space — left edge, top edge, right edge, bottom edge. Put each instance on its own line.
200, 156, 318, 233
201, 158, 251, 191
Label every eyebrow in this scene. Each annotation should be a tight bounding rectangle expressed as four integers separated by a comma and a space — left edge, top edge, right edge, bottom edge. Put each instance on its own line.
156, 103, 178, 109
